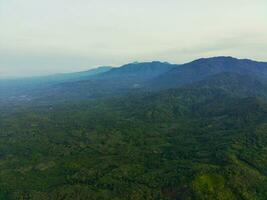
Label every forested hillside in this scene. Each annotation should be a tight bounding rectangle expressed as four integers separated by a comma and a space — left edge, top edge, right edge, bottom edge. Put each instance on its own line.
0, 57, 267, 199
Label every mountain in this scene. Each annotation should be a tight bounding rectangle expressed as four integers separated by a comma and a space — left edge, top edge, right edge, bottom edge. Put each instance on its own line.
5, 61, 176, 103
34, 57, 267, 103
99, 61, 176, 81
0, 66, 112, 101
2, 57, 267, 105
1, 82, 267, 199
46, 66, 112, 82
188, 72, 267, 98
86, 61, 176, 91
2, 56, 267, 199
150, 56, 267, 89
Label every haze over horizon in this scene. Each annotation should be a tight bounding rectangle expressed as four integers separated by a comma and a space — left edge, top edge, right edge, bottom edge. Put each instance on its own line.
1, 0, 267, 77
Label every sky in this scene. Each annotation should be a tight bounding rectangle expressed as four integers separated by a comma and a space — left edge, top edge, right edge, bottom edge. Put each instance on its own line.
0, 0, 267, 77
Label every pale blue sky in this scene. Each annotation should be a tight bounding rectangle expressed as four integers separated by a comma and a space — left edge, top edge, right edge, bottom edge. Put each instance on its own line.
0, 0, 267, 77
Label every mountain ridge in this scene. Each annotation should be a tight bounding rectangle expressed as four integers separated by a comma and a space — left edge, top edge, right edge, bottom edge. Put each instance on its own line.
149, 56, 267, 89
1, 56, 267, 105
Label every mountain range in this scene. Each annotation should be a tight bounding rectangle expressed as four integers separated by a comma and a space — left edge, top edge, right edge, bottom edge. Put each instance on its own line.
1, 56, 267, 199
1, 56, 267, 105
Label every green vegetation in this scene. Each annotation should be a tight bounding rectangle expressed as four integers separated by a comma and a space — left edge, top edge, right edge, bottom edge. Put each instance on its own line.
0, 86, 267, 199
1, 57, 267, 199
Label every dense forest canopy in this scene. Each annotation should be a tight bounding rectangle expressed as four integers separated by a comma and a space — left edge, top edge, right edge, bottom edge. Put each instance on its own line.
0, 57, 267, 199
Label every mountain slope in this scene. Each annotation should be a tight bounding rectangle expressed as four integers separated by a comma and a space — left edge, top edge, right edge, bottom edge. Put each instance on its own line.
2, 57, 267, 105
188, 72, 267, 98
0, 66, 112, 100
12, 62, 176, 103
98, 61, 176, 81
35, 58, 267, 103
150, 56, 267, 89
2, 56, 267, 199
1, 85, 267, 199
47, 66, 112, 82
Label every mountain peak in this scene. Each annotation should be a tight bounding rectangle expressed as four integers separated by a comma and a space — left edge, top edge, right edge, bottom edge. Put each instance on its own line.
150, 56, 267, 89
191, 56, 239, 64
191, 56, 266, 65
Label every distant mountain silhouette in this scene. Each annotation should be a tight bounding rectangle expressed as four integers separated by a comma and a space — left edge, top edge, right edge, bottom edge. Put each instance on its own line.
150, 56, 267, 89
98, 61, 175, 81
25, 61, 176, 101
50, 66, 112, 82
0, 66, 112, 99
1, 56, 267, 104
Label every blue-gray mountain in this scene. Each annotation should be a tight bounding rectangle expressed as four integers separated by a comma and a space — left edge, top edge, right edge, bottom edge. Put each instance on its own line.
150, 56, 267, 89
0, 66, 112, 99
1, 56, 267, 105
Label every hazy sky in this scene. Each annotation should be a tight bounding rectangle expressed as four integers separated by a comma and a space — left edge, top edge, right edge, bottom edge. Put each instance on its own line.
0, 0, 267, 77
